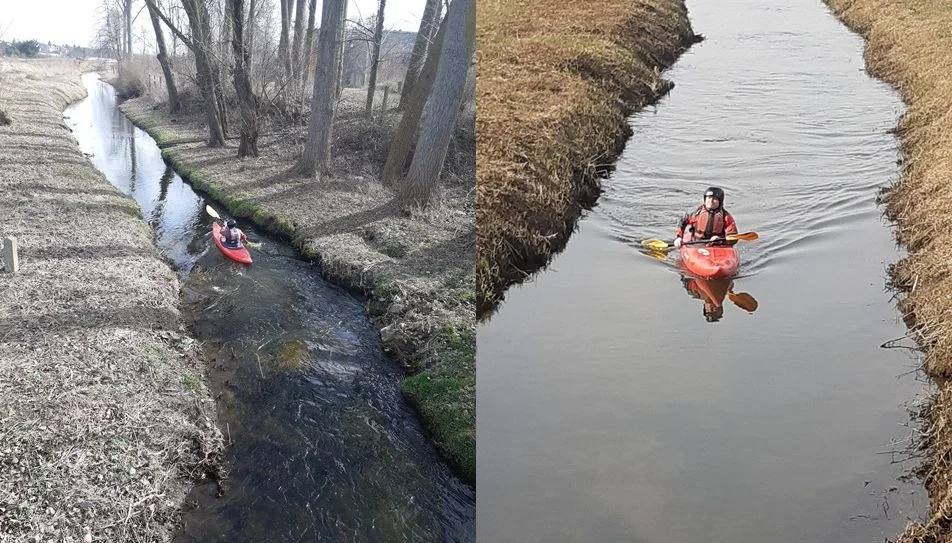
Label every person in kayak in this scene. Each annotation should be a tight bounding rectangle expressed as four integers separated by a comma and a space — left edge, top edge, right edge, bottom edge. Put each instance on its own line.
673, 186, 738, 248
219, 219, 248, 249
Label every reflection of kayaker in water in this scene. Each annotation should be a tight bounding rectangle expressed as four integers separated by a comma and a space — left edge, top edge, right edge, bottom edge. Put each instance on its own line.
673, 186, 738, 248
681, 275, 758, 322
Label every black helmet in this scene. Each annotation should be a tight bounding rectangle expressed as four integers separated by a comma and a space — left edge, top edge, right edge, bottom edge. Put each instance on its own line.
704, 186, 725, 204
703, 302, 724, 322
225, 219, 236, 228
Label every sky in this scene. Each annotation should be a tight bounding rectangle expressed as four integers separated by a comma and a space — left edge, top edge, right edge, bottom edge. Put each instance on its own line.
0, 0, 425, 48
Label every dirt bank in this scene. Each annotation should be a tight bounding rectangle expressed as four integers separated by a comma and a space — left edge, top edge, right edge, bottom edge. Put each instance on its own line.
116, 83, 476, 483
823, 0, 952, 541
0, 58, 222, 541
475, 0, 700, 317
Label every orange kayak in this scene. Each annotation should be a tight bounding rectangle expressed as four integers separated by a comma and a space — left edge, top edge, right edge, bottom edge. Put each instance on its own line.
212, 222, 252, 265
679, 245, 738, 279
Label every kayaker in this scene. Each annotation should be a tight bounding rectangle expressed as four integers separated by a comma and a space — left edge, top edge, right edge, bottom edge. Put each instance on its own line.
673, 186, 738, 247
220, 219, 248, 249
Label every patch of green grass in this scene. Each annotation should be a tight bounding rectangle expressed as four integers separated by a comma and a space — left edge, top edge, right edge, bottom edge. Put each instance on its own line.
181, 372, 202, 392
401, 329, 475, 483
455, 289, 476, 303
139, 346, 164, 377
231, 198, 257, 218
373, 280, 394, 299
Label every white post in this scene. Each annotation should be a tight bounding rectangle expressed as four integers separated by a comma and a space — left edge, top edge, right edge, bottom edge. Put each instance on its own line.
2, 236, 19, 273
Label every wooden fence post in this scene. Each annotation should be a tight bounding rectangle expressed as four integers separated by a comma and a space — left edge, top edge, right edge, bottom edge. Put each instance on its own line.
2, 236, 19, 273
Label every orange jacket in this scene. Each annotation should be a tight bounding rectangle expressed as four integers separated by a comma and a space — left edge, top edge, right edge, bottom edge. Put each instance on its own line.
676, 205, 737, 240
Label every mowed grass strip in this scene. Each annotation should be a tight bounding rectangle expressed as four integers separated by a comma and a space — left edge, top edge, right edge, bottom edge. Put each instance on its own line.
476, 0, 697, 316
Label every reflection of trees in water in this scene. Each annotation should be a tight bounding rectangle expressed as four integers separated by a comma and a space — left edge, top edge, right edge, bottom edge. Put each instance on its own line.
127, 119, 137, 194
149, 166, 174, 231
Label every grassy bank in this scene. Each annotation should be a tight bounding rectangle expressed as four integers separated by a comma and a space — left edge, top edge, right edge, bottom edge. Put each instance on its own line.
476, 0, 699, 317
0, 58, 222, 541
117, 88, 476, 482
822, 0, 952, 541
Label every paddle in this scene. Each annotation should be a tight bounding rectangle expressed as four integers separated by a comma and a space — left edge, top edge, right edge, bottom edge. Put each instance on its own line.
727, 290, 758, 312
640, 231, 759, 252
204, 204, 262, 248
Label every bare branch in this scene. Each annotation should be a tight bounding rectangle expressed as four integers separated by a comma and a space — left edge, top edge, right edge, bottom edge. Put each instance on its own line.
144, 0, 194, 50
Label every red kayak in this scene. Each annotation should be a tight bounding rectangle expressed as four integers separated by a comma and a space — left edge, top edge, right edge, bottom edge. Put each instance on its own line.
212, 222, 252, 265
679, 245, 738, 279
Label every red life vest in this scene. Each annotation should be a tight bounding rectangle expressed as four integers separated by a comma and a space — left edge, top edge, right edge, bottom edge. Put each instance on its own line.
223, 227, 240, 248
692, 205, 727, 239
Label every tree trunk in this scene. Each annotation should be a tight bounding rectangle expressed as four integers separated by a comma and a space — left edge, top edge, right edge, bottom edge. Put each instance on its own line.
399, 0, 440, 110
300, 0, 317, 97
364, 0, 387, 119
229, 0, 259, 157
146, 0, 180, 112
124, 0, 133, 56
335, 2, 348, 101
279, 0, 292, 76
298, 0, 346, 176
221, 0, 234, 78
397, 0, 474, 207
247, 0, 257, 63
181, 0, 226, 147
381, 15, 447, 185
291, 0, 307, 82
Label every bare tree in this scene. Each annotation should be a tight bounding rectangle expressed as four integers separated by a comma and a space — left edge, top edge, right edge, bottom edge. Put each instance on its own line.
278, 0, 292, 75
94, 1, 125, 65
335, 2, 348, 101
298, 0, 347, 177
381, 15, 446, 185
397, 0, 474, 207
364, 0, 386, 119
247, 0, 258, 57
399, 0, 440, 110
124, 0, 133, 57
300, 0, 317, 96
148, 0, 227, 146
145, 0, 180, 112
291, 0, 306, 82
229, 0, 259, 157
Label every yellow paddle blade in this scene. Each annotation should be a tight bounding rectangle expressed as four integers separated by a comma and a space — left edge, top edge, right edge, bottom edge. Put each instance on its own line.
205, 204, 221, 220
727, 231, 758, 241
644, 248, 668, 261
641, 239, 672, 251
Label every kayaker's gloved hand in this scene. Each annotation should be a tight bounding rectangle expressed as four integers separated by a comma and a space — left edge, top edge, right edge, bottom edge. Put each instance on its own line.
674, 238, 682, 248
710, 236, 720, 243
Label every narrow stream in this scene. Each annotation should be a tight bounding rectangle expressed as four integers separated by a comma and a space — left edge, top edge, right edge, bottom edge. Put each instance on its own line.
477, 0, 929, 541
65, 73, 475, 541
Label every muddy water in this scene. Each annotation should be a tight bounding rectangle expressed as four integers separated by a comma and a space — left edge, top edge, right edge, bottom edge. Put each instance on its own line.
65, 73, 475, 541
477, 1, 929, 541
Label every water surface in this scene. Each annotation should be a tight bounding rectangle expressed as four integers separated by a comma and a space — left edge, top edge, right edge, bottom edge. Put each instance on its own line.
477, 1, 927, 541
66, 73, 475, 541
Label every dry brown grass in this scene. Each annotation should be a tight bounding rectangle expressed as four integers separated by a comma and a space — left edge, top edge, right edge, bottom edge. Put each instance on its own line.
476, 0, 698, 317
0, 58, 222, 541
824, 0, 952, 541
